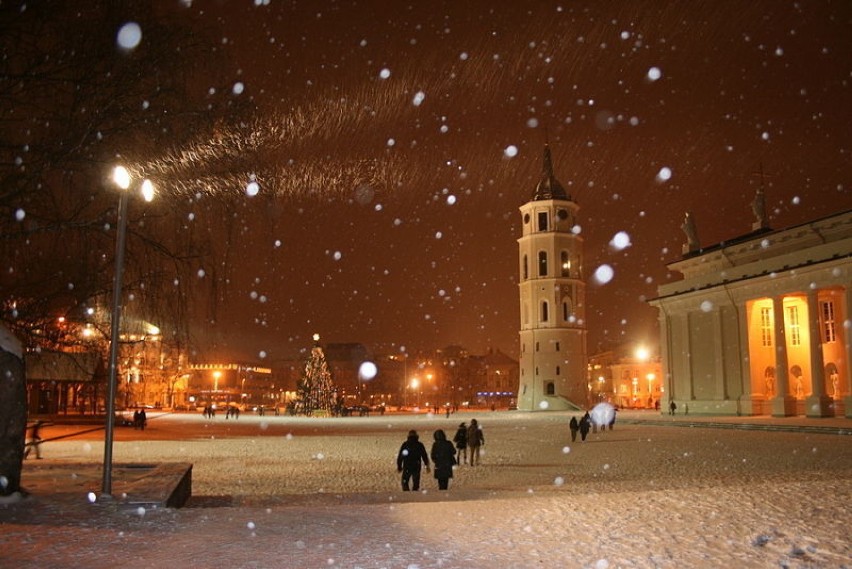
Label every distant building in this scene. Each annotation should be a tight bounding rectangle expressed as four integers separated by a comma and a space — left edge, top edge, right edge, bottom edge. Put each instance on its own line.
186, 362, 274, 410
588, 343, 662, 409
517, 144, 587, 411
650, 207, 851, 417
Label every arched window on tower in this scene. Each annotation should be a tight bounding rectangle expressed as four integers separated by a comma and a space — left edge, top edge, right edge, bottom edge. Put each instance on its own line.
561, 251, 570, 277
538, 251, 548, 277
541, 301, 549, 323
563, 299, 572, 322
545, 382, 555, 395
538, 211, 549, 232
523, 255, 529, 280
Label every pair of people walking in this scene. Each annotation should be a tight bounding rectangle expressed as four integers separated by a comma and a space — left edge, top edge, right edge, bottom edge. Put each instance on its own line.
396, 428, 459, 491
569, 412, 592, 442
452, 419, 486, 465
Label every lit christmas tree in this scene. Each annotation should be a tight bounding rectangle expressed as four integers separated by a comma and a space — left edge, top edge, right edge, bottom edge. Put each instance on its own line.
296, 334, 337, 416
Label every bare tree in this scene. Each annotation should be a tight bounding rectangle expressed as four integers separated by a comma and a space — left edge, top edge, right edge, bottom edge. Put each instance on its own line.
0, 0, 245, 495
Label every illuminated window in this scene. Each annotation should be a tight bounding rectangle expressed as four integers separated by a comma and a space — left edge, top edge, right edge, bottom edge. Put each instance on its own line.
538, 251, 548, 276
787, 305, 801, 346
760, 307, 772, 347
821, 301, 836, 343
538, 211, 549, 231
561, 251, 570, 277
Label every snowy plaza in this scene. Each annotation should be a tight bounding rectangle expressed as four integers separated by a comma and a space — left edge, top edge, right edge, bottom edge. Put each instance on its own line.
2, 410, 850, 568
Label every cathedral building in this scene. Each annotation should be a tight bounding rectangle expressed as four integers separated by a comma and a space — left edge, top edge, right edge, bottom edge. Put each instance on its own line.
650, 205, 851, 418
516, 145, 587, 411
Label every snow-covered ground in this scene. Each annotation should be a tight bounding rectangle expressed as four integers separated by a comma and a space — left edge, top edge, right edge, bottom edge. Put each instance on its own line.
2, 411, 851, 569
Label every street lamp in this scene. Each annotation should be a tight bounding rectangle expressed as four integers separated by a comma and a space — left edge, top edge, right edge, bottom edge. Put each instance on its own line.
102, 165, 155, 497
410, 377, 420, 408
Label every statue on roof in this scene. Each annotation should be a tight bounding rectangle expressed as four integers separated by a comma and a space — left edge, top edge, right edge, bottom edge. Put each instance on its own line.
751, 187, 768, 230
681, 211, 700, 254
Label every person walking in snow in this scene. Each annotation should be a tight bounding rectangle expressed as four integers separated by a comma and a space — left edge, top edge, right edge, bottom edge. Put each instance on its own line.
453, 422, 468, 465
24, 420, 44, 459
430, 429, 457, 490
396, 429, 430, 491
467, 419, 485, 466
669, 400, 677, 415
569, 416, 579, 442
579, 412, 591, 442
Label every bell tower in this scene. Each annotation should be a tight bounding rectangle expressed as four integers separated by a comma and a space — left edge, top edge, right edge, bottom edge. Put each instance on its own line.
517, 144, 587, 411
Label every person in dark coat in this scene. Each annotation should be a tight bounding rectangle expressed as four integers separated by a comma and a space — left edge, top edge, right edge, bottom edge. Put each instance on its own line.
138, 408, 147, 431
467, 419, 485, 466
396, 429, 430, 491
608, 408, 617, 431
669, 400, 677, 415
569, 416, 579, 442
430, 429, 457, 490
579, 412, 591, 442
453, 422, 468, 465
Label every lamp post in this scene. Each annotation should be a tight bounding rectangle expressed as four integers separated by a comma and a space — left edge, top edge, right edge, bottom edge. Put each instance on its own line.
102, 165, 154, 497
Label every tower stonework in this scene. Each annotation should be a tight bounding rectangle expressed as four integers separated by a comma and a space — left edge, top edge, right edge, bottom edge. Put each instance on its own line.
517, 145, 587, 411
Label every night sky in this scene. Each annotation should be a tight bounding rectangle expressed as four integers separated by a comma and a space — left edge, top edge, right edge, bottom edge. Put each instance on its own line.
134, 0, 851, 362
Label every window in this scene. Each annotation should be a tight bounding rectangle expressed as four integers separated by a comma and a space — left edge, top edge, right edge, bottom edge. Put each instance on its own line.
787, 305, 801, 346
555, 366, 561, 376
561, 251, 570, 277
536, 342, 540, 352
538, 212, 548, 231
555, 341, 560, 351
545, 382, 555, 395
760, 307, 772, 347
563, 300, 572, 321
821, 301, 836, 343
523, 255, 528, 280
538, 251, 548, 276
541, 301, 549, 322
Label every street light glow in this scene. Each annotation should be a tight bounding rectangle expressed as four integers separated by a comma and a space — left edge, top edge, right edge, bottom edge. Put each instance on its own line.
141, 179, 155, 202
112, 165, 131, 190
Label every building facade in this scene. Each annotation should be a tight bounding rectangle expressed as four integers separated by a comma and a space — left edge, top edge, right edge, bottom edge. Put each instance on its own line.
517, 145, 587, 411
650, 208, 852, 417
588, 343, 663, 410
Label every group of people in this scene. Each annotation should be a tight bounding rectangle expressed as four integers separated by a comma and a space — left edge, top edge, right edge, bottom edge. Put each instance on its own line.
396, 418, 485, 491
132, 408, 147, 430
569, 409, 617, 442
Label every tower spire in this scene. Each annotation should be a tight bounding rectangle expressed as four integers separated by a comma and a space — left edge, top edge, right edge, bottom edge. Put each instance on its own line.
533, 143, 569, 201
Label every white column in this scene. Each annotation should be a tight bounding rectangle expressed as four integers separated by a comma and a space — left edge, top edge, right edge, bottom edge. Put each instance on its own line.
683, 313, 695, 401
736, 301, 755, 414
713, 307, 728, 400
771, 295, 796, 417
806, 289, 831, 417
659, 308, 672, 413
